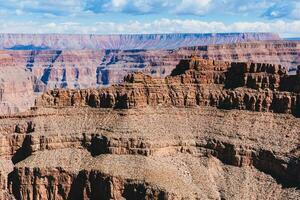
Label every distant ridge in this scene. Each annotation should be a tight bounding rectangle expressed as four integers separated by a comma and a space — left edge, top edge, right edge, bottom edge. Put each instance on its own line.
0, 33, 281, 50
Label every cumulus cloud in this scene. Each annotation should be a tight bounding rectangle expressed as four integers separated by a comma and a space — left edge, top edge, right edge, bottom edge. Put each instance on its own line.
0, 0, 84, 15
174, 0, 212, 15
263, 1, 300, 20
88, 0, 160, 14
0, 18, 299, 37
85, 0, 212, 15
0, 0, 297, 18
0, 0, 299, 37
83, 0, 281, 16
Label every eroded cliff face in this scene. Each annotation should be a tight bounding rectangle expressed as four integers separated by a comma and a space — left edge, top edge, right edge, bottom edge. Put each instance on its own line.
36, 58, 300, 116
0, 40, 299, 114
2, 107, 300, 200
0, 58, 299, 200
0, 52, 36, 114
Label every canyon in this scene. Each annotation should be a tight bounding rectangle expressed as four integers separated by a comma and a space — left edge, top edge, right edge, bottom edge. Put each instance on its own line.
0, 39, 300, 114
0, 32, 299, 199
0, 57, 299, 199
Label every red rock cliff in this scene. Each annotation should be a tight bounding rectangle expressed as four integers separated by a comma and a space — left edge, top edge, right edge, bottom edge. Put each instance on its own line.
36, 58, 300, 116
0, 40, 299, 114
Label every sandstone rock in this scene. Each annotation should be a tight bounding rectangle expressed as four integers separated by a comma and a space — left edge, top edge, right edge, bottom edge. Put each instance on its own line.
1, 106, 299, 199
0, 40, 299, 114
36, 58, 300, 116
0, 57, 299, 199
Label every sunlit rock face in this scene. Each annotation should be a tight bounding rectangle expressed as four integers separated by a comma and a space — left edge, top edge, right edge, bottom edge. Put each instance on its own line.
1, 58, 299, 200
0, 34, 298, 114
36, 58, 300, 116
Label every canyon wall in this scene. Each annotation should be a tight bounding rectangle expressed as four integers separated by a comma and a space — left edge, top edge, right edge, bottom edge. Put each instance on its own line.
36, 58, 300, 116
0, 40, 299, 114
0, 57, 299, 199
0, 33, 280, 50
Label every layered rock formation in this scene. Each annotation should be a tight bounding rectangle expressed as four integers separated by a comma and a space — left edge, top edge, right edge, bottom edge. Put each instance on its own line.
0, 52, 36, 114
0, 40, 299, 114
36, 58, 300, 116
0, 33, 280, 50
0, 58, 298, 199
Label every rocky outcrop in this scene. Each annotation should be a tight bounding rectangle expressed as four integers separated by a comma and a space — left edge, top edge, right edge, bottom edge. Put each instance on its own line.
280, 66, 300, 93
0, 57, 299, 199
9, 163, 170, 200
0, 58, 296, 199
36, 58, 300, 116
2, 105, 300, 200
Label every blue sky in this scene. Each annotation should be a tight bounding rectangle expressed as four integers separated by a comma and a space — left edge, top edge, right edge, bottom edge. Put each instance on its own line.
0, 0, 299, 37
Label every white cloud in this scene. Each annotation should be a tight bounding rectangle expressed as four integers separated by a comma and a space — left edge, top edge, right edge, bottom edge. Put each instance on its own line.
15, 9, 23, 16
290, 3, 300, 19
87, 0, 282, 16
102, 0, 128, 12
87, 0, 214, 15
0, 18, 299, 37
263, 1, 300, 20
0, 0, 297, 19
175, 0, 212, 15
0, 0, 85, 15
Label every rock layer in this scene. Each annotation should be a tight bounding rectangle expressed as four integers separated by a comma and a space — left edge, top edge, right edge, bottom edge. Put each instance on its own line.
2, 106, 300, 200
0, 40, 300, 114
0, 33, 280, 50
36, 58, 300, 116
0, 57, 298, 199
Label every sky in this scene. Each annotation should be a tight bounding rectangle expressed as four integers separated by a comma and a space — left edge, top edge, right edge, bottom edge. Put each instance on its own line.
0, 0, 299, 37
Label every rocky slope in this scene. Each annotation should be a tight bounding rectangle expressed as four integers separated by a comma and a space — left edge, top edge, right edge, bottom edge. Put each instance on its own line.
0, 33, 280, 50
0, 58, 299, 199
0, 40, 299, 114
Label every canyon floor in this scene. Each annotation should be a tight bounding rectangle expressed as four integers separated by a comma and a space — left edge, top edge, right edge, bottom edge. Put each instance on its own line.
0, 57, 299, 199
